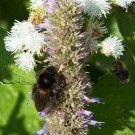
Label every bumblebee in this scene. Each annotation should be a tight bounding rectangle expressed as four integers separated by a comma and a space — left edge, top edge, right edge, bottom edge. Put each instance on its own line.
32, 66, 66, 112
112, 60, 130, 84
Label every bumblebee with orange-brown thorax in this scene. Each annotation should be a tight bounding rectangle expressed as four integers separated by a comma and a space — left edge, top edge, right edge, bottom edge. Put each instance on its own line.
32, 66, 66, 112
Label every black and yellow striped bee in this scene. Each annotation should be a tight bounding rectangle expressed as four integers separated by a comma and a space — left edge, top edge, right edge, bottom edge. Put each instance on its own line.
112, 60, 130, 84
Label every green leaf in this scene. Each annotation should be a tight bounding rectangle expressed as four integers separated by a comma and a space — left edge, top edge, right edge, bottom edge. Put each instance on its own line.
0, 84, 42, 135
116, 11, 135, 57
114, 128, 135, 135
105, 12, 123, 39
0, 27, 35, 85
116, 11, 135, 44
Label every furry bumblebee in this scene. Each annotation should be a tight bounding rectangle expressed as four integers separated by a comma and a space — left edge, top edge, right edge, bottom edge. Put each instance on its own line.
32, 66, 66, 112
112, 60, 130, 84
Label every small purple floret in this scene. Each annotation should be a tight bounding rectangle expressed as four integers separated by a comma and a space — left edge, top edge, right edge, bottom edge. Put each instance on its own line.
83, 95, 104, 104
31, 127, 46, 135
90, 98, 105, 104
38, 23, 49, 30
89, 120, 105, 128
83, 82, 91, 90
44, 0, 56, 13
60, 117, 65, 124
83, 110, 93, 118
47, 47, 54, 55
39, 107, 51, 117
37, 128, 46, 135
76, 110, 93, 118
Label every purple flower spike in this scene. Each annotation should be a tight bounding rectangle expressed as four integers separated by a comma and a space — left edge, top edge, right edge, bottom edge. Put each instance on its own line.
89, 120, 105, 128
90, 98, 105, 104
39, 107, 51, 117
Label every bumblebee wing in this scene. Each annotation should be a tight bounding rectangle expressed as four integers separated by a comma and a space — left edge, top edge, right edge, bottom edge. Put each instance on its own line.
34, 91, 49, 112
32, 85, 50, 112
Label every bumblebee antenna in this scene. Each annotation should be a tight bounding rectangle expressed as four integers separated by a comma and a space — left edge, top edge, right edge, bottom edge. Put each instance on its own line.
26, 99, 32, 105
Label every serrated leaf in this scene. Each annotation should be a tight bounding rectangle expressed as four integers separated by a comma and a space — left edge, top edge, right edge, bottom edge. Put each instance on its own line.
0, 27, 35, 85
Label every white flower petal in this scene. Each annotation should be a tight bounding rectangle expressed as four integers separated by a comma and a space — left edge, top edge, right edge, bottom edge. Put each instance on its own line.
4, 35, 23, 53
15, 52, 36, 72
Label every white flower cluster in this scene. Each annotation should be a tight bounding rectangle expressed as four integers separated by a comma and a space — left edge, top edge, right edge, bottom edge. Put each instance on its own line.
84, 19, 108, 54
83, 18, 124, 58
4, 21, 45, 72
99, 36, 124, 59
113, 0, 135, 8
74, 0, 111, 17
75, 0, 135, 17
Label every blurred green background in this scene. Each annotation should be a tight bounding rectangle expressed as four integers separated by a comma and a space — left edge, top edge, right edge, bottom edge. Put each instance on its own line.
0, 0, 135, 135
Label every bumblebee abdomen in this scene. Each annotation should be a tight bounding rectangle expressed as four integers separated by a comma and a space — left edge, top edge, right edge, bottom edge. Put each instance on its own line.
116, 70, 129, 83
32, 85, 50, 112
